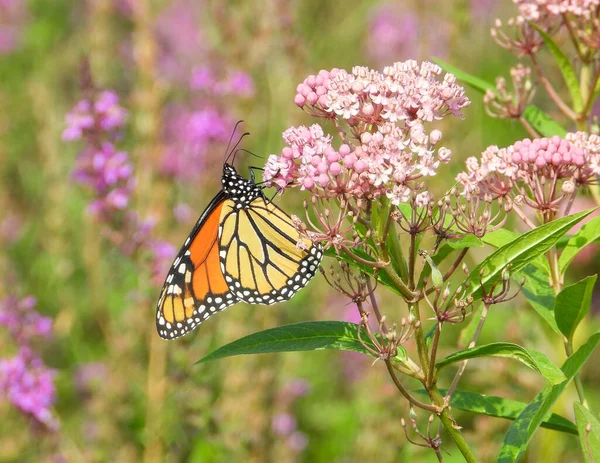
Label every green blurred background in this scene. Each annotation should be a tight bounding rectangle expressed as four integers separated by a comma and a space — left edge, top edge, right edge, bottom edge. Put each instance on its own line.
0, 0, 598, 462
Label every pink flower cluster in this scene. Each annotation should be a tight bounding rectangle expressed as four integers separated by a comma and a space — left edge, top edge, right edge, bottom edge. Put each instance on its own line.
264, 122, 449, 205
265, 62, 466, 206
457, 133, 600, 199
294, 61, 470, 124
62, 91, 127, 142
514, 0, 600, 20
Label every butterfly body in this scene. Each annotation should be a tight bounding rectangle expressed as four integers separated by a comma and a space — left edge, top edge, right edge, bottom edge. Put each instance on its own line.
156, 163, 322, 340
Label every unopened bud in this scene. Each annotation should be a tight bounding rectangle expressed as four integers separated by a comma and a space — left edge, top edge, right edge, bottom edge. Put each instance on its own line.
430, 129, 442, 145
562, 180, 576, 194
443, 287, 451, 299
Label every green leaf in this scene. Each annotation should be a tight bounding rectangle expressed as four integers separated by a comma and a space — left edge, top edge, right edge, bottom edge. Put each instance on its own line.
418, 243, 455, 286
196, 321, 407, 364
438, 390, 577, 435
574, 402, 600, 463
324, 247, 402, 296
424, 254, 443, 288
498, 332, 600, 463
519, 265, 561, 335
463, 210, 593, 298
458, 304, 484, 347
483, 228, 549, 273
559, 215, 600, 274
425, 323, 437, 348
522, 105, 567, 137
447, 234, 484, 249
436, 342, 565, 385
530, 23, 583, 113
555, 275, 597, 341
434, 58, 494, 93
386, 222, 409, 281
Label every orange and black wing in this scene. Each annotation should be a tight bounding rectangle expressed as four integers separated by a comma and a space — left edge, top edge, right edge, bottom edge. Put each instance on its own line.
156, 191, 238, 339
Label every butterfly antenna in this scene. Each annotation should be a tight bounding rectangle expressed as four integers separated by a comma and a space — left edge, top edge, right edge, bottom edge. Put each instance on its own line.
224, 120, 244, 162
226, 131, 250, 165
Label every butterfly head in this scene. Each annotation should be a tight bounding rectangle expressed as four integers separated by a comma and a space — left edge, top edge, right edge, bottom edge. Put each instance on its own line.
222, 163, 263, 207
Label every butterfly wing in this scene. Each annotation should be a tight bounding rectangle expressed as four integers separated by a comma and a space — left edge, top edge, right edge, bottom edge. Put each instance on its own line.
156, 191, 238, 340
218, 197, 322, 305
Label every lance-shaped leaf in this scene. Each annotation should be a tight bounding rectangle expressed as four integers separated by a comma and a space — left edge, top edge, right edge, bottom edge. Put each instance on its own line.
530, 23, 583, 113
483, 228, 549, 273
555, 275, 597, 341
519, 265, 561, 335
420, 390, 577, 435
559, 215, 600, 274
196, 321, 407, 364
463, 210, 593, 298
574, 402, 600, 463
521, 105, 567, 137
433, 58, 494, 93
498, 332, 600, 463
436, 342, 565, 384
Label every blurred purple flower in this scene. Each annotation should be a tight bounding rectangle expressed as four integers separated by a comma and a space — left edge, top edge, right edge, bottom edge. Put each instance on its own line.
471, 0, 500, 18
72, 143, 134, 216
0, 296, 53, 345
161, 105, 230, 179
62, 101, 95, 141
286, 431, 309, 452
272, 413, 297, 436
0, 0, 28, 54
283, 379, 311, 398
62, 91, 127, 142
0, 348, 58, 430
0, 295, 58, 430
149, 239, 177, 286
367, 3, 449, 64
190, 65, 216, 91
173, 203, 193, 224
155, 0, 205, 84
74, 362, 108, 397
223, 71, 255, 97
0, 213, 24, 244
94, 91, 128, 132
367, 6, 419, 64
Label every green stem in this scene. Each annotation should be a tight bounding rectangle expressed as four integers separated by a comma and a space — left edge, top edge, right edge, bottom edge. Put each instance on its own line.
429, 386, 478, 463
384, 360, 438, 412
427, 322, 442, 388
566, 339, 589, 408
579, 63, 592, 131
409, 301, 431, 378
548, 248, 589, 407
382, 261, 416, 301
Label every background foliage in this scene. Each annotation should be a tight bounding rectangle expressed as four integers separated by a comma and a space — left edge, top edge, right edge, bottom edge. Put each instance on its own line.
0, 0, 598, 462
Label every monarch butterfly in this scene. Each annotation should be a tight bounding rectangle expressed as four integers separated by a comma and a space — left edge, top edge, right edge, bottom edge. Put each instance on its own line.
156, 144, 323, 340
